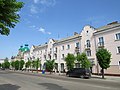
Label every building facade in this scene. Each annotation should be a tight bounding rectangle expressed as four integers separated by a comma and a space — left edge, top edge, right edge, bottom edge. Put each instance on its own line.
23, 21, 120, 75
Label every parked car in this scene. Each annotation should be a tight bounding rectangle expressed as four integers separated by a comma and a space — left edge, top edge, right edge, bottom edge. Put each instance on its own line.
66, 68, 91, 78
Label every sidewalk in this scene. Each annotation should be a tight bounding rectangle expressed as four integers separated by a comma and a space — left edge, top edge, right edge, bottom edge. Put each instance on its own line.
91, 74, 120, 82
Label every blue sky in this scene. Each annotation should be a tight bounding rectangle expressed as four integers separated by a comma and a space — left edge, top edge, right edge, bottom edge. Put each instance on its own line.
0, 0, 120, 59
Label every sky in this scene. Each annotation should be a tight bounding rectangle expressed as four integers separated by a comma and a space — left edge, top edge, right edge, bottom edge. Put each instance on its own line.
0, 0, 120, 59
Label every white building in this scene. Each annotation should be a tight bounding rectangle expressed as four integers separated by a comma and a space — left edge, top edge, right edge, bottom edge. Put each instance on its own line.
24, 21, 120, 75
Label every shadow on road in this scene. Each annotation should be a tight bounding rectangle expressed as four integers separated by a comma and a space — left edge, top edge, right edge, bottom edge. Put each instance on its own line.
38, 83, 68, 90
0, 84, 21, 90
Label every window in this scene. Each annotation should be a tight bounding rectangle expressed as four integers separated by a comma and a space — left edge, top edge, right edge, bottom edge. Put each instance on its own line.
119, 61, 120, 66
99, 37, 104, 46
62, 46, 64, 50
67, 45, 70, 49
55, 47, 57, 52
86, 40, 91, 48
40, 51, 42, 54
55, 54, 57, 60
76, 42, 79, 48
62, 54, 64, 59
86, 50, 91, 56
117, 46, 120, 53
50, 48, 52, 54
49, 55, 51, 59
115, 33, 120, 40
44, 55, 46, 60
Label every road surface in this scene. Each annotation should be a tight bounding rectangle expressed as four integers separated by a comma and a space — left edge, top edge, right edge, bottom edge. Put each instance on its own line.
0, 70, 120, 90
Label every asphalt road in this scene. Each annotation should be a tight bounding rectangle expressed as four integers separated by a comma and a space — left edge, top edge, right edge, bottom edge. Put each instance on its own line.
0, 70, 120, 90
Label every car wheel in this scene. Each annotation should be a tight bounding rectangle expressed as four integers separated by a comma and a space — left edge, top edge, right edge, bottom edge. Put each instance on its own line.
69, 74, 72, 77
66, 74, 69, 77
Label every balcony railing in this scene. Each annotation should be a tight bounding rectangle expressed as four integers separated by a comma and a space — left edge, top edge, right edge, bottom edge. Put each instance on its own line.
85, 46, 91, 50
98, 42, 104, 48
75, 47, 80, 52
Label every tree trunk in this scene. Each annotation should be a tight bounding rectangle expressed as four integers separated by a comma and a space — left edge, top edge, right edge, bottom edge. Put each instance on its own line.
102, 68, 104, 79
37, 68, 38, 73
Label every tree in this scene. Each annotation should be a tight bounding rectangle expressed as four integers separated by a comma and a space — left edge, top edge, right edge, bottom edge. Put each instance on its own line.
19, 60, 25, 70
11, 61, 15, 70
0, 0, 24, 35
96, 48, 111, 79
4, 60, 10, 69
3, 58, 10, 69
32, 61, 36, 69
14, 60, 19, 70
78, 53, 91, 69
76, 53, 82, 67
1, 63, 5, 69
0, 63, 1, 68
35, 58, 40, 73
65, 53, 76, 70
25, 60, 31, 70
45, 59, 55, 74
32, 59, 40, 73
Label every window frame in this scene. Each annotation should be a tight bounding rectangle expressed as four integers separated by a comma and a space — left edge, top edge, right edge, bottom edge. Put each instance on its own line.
62, 46, 64, 50
115, 33, 120, 40
67, 44, 70, 49
86, 40, 91, 48
117, 46, 120, 54
98, 37, 104, 46
86, 50, 91, 56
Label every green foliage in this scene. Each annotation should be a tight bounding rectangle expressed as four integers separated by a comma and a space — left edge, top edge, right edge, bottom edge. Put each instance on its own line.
32, 61, 36, 68
32, 59, 40, 71
2, 58, 10, 69
96, 48, 111, 78
96, 48, 111, 69
65, 53, 76, 70
19, 60, 25, 70
11, 61, 15, 68
1, 63, 5, 69
14, 60, 19, 70
77, 53, 91, 69
76, 53, 82, 63
25, 60, 31, 68
4, 60, 10, 69
0, 63, 1, 68
0, 0, 24, 35
36, 58, 40, 70
45, 59, 55, 72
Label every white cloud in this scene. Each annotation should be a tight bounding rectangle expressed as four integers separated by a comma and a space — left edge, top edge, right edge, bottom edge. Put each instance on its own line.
38, 27, 51, 35
16, 11, 21, 14
31, 0, 56, 14
30, 5, 38, 14
40, 0, 56, 6
29, 25, 36, 28
38, 27, 45, 33
47, 32, 51, 35
33, 0, 39, 4
33, 0, 56, 6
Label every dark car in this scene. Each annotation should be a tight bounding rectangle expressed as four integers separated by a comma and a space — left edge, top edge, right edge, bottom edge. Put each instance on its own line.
66, 68, 91, 78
